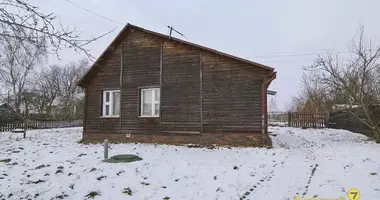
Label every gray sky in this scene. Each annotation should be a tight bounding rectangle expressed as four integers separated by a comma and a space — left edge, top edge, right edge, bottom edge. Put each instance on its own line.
32, 0, 380, 111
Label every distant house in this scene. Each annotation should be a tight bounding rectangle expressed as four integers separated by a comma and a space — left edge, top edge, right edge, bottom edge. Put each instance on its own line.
18, 88, 85, 119
47, 89, 85, 118
0, 103, 21, 123
331, 104, 360, 111
77, 23, 277, 147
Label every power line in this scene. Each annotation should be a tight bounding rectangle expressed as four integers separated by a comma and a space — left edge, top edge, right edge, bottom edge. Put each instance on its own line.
259, 59, 315, 64
251, 48, 378, 59
57, 1, 376, 63
252, 50, 351, 59
63, 0, 124, 25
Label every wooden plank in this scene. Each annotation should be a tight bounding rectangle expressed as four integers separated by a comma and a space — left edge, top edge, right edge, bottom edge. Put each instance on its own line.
200, 50, 203, 133
161, 122, 200, 125
161, 131, 201, 135
159, 40, 163, 131
119, 37, 124, 132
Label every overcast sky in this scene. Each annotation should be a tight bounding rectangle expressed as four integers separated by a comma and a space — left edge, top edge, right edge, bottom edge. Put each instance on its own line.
31, 0, 380, 111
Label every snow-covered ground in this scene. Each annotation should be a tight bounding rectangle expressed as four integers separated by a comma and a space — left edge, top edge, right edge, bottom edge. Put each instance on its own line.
268, 121, 288, 127
0, 127, 379, 200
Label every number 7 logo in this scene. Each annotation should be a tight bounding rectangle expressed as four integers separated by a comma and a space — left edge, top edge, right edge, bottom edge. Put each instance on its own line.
347, 188, 360, 200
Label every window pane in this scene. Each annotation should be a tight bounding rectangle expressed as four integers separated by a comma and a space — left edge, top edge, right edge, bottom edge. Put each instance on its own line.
105, 92, 110, 102
105, 105, 110, 115
113, 91, 120, 115
155, 89, 160, 101
143, 103, 152, 115
154, 103, 159, 116
142, 90, 152, 103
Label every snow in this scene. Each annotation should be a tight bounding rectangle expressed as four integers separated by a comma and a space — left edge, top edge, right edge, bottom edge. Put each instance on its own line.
0, 127, 380, 200
268, 121, 288, 127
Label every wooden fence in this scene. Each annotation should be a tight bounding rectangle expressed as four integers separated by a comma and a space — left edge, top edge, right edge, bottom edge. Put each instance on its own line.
269, 112, 329, 128
0, 119, 83, 132
288, 112, 328, 128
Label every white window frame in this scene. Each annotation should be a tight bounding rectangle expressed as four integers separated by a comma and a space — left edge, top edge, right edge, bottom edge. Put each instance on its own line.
101, 90, 120, 117
140, 88, 160, 117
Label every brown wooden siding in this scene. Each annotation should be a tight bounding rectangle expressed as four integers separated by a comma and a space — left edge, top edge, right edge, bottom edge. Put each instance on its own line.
201, 52, 268, 133
264, 84, 269, 133
85, 44, 121, 134
83, 27, 274, 144
121, 29, 161, 134
161, 41, 201, 132
83, 132, 265, 147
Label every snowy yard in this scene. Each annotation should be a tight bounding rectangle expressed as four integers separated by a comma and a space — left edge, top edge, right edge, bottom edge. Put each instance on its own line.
0, 127, 379, 200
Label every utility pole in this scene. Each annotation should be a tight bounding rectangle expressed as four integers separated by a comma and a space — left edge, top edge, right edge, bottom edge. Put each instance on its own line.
167, 26, 188, 40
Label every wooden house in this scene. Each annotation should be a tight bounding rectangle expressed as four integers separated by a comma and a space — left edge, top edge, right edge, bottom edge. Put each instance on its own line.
77, 23, 276, 147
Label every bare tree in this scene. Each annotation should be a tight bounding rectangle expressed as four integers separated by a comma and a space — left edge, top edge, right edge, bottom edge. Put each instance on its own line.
307, 27, 380, 142
288, 72, 331, 113
27, 59, 88, 119
0, 0, 114, 59
54, 59, 88, 119
0, 34, 45, 114
0, 0, 114, 120
30, 65, 61, 114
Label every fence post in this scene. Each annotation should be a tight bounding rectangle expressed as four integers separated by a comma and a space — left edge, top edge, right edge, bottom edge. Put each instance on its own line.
325, 112, 329, 128
104, 139, 109, 160
23, 111, 27, 138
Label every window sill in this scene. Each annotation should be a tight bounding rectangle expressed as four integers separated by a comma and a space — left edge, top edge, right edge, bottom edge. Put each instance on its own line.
138, 116, 159, 118
100, 115, 120, 118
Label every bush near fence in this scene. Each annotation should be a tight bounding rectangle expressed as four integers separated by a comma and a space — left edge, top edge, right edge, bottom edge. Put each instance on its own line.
328, 106, 380, 137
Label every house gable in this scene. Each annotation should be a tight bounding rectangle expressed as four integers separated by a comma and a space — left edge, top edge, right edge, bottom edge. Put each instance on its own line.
77, 23, 273, 87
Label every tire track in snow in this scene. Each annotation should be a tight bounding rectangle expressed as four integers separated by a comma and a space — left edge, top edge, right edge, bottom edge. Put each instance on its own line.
300, 163, 319, 197
245, 128, 320, 199
286, 129, 319, 197
239, 153, 289, 200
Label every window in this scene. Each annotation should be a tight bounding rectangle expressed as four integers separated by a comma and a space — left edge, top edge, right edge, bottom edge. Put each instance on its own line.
102, 90, 120, 117
140, 88, 160, 117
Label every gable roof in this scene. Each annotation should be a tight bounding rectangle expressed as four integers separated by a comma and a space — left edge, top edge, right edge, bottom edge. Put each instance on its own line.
77, 23, 274, 87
